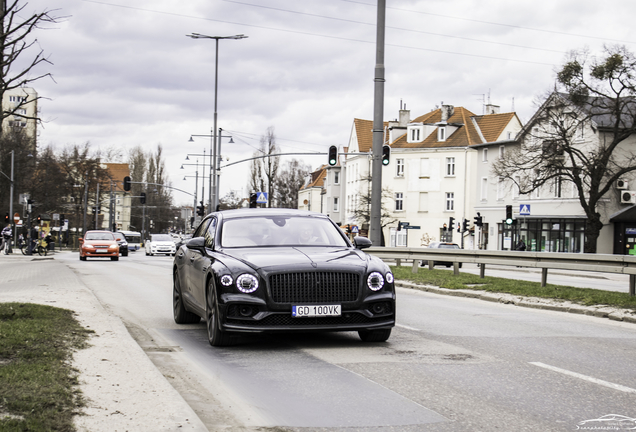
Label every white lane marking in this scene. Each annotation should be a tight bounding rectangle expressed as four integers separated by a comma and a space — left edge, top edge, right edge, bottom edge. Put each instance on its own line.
530, 362, 636, 394
396, 323, 420, 332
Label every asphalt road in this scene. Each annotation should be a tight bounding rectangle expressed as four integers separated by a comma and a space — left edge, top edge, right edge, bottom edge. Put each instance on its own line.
55, 251, 636, 431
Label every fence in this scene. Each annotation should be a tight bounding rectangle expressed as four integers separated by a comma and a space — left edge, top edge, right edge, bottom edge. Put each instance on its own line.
365, 247, 636, 296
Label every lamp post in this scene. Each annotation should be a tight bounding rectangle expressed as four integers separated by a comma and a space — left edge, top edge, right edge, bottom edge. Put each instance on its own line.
188, 131, 233, 211
186, 32, 247, 211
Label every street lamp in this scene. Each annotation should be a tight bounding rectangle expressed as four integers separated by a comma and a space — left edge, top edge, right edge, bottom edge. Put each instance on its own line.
187, 130, 233, 211
186, 32, 247, 211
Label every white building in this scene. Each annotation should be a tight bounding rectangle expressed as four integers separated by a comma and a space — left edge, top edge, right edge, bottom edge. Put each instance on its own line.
1, 87, 38, 140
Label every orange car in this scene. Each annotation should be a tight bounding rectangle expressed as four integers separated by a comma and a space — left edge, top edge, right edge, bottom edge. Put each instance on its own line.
79, 230, 121, 261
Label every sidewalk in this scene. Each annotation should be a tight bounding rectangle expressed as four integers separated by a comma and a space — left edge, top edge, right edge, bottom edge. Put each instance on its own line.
0, 252, 208, 431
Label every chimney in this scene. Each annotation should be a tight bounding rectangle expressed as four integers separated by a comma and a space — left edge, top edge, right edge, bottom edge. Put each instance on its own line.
485, 104, 500, 114
399, 108, 410, 126
440, 105, 454, 123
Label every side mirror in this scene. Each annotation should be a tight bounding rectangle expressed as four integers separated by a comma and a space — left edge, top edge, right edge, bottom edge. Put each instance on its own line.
353, 236, 372, 250
79, 238, 84, 244
186, 237, 206, 250
115, 237, 121, 241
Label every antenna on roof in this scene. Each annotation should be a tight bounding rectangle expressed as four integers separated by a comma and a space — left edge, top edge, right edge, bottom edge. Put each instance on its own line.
512, 97, 515, 112
400, 99, 403, 110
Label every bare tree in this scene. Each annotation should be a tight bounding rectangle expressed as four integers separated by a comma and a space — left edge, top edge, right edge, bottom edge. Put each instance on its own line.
492, 45, 636, 253
273, 159, 310, 208
1, 0, 62, 138
247, 126, 280, 207
351, 174, 397, 244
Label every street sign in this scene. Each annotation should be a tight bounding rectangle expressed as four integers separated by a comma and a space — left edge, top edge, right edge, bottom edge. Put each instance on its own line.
256, 192, 268, 204
404, 225, 420, 229
351, 226, 359, 233
519, 204, 531, 216
13, 212, 19, 223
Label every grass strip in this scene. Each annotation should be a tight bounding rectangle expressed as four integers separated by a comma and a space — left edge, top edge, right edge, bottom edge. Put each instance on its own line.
391, 266, 636, 310
0, 303, 94, 432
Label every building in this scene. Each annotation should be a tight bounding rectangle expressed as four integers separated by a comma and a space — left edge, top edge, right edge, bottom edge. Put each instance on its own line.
481, 92, 636, 254
99, 163, 132, 232
345, 104, 522, 248
1, 87, 38, 141
298, 165, 327, 214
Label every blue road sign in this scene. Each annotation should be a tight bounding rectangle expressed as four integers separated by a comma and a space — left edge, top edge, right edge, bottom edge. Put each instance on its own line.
519, 204, 531, 216
256, 192, 268, 204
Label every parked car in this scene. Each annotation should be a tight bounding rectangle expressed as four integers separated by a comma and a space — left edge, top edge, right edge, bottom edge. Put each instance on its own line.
172, 208, 396, 346
79, 230, 120, 261
115, 231, 129, 256
424, 242, 462, 268
145, 234, 176, 256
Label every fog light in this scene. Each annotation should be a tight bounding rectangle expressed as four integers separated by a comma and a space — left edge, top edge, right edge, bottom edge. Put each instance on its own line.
239, 306, 253, 317
372, 303, 386, 314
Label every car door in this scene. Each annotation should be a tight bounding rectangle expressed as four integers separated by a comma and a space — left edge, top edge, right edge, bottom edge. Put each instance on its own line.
190, 217, 217, 308
181, 219, 210, 309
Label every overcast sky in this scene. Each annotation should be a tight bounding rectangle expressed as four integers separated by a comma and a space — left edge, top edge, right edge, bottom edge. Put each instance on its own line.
21, 0, 636, 205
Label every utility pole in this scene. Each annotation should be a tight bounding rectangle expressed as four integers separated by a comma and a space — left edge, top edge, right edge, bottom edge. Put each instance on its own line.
370, 0, 386, 246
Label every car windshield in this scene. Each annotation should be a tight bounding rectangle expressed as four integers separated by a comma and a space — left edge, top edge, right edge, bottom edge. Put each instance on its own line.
85, 232, 115, 241
151, 234, 172, 242
221, 216, 349, 248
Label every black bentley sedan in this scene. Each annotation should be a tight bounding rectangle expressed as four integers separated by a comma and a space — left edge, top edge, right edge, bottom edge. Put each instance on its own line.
172, 208, 395, 346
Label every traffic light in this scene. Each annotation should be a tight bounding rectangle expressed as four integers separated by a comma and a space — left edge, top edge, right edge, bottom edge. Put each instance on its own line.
4, 213, 8, 224
123, 176, 131, 191
449, 217, 455, 231
397, 221, 402, 231
328, 146, 338, 166
505, 205, 513, 225
474, 212, 483, 227
382, 145, 391, 165
462, 218, 469, 232
37, 214, 42, 224
249, 193, 257, 208
197, 201, 205, 216
140, 192, 146, 205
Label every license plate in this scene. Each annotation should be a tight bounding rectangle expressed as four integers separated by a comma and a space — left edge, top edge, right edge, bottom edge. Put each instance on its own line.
292, 305, 341, 317
96, 249, 108, 253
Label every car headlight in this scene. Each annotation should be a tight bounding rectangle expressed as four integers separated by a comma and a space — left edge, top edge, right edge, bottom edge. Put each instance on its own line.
236, 274, 259, 293
385, 272, 394, 284
220, 275, 233, 286
367, 272, 384, 291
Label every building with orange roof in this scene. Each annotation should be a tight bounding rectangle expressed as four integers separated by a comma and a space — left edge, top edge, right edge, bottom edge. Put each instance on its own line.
298, 165, 327, 215
344, 103, 522, 249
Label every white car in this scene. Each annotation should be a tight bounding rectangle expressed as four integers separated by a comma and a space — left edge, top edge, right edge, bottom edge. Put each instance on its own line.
145, 234, 176, 256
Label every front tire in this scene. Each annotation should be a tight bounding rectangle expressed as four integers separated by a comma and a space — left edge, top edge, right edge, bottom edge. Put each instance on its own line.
173, 271, 200, 324
111, 256, 119, 261
206, 279, 232, 347
358, 328, 392, 342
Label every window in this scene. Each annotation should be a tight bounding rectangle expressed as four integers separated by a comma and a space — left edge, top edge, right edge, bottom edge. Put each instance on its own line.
482, 148, 488, 162
410, 128, 420, 141
445, 192, 454, 211
553, 177, 562, 198
512, 175, 521, 199
333, 197, 339, 212
334, 171, 340, 185
396, 159, 404, 177
418, 192, 429, 212
497, 177, 505, 200
481, 177, 488, 200
395, 193, 404, 211
116, 211, 120, 221
438, 127, 446, 141
446, 157, 455, 176
499, 146, 505, 158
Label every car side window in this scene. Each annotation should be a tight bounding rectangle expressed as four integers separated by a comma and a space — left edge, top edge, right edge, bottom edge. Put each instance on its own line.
193, 218, 211, 238
204, 218, 217, 248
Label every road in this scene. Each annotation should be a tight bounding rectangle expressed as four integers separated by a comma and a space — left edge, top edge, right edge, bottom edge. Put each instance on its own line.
57, 251, 636, 431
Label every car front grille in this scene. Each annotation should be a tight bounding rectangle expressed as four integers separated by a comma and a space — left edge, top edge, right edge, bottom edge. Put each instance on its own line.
228, 312, 383, 327
269, 272, 360, 304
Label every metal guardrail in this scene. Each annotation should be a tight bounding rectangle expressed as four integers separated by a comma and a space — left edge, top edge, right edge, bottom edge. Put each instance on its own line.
366, 246, 636, 296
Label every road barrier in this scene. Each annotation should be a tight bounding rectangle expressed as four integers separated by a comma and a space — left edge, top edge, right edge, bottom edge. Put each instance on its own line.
366, 247, 636, 296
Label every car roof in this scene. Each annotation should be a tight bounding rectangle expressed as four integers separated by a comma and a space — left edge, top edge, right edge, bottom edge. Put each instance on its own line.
214, 208, 329, 221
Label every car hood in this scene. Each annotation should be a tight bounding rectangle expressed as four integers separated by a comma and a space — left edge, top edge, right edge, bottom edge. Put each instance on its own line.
221, 246, 369, 272
83, 240, 117, 246
150, 241, 175, 246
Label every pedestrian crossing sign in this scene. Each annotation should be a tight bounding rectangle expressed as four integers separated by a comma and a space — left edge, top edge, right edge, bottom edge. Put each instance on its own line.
256, 192, 268, 204
519, 204, 531, 216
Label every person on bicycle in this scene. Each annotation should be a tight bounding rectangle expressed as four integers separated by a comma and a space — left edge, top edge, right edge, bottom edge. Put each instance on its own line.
2, 224, 12, 253
29, 226, 38, 254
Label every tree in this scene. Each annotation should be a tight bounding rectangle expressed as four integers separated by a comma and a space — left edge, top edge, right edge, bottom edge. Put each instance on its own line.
1, 0, 61, 139
492, 45, 636, 253
351, 174, 397, 245
248, 127, 279, 207
273, 159, 310, 208
218, 191, 243, 210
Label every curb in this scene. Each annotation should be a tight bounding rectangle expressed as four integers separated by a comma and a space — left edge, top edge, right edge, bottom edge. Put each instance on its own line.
396, 281, 636, 324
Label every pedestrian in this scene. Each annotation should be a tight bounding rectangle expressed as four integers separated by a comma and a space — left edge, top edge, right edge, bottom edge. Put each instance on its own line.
29, 225, 38, 254
1, 224, 12, 253
44, 231, 53, 251
515, 239, 527, 251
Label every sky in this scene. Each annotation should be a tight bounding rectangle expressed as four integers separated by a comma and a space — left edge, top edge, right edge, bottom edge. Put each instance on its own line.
19, 0, 636, 206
